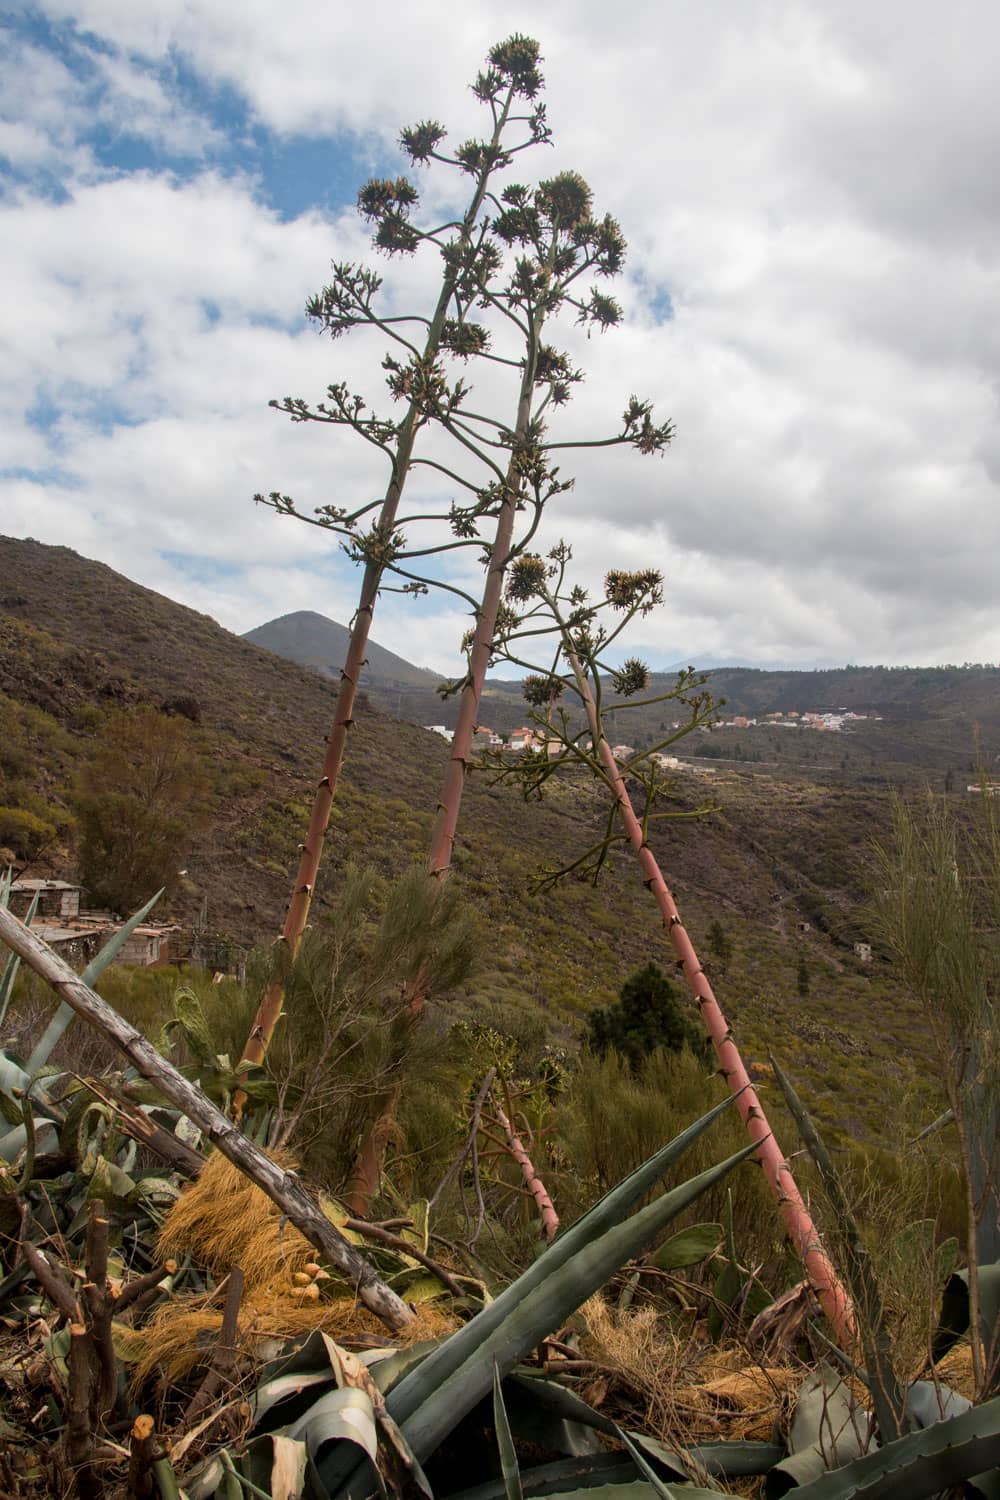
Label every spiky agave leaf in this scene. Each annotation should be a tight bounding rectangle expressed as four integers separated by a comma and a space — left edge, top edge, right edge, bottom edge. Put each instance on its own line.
388, 1092, 735, 1422
328, 1131, 757, 1481
0, 885, 39, 1028
24, 887, 164, 1077
779, 1390, 1000, 1500
770, 1054, 904, 1441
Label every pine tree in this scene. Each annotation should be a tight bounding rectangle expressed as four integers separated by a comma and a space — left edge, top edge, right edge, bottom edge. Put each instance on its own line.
587, 962, 706, 1070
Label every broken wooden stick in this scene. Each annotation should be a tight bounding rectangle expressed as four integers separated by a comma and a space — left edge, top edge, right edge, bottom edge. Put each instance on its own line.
184, 1265, 245, 1426
0, 904, 414, 1333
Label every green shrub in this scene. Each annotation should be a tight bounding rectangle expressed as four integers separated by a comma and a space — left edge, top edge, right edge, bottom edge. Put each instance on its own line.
587, 961, 706, 1068
554, 1046, 778, 1263
0, 805, 57, 858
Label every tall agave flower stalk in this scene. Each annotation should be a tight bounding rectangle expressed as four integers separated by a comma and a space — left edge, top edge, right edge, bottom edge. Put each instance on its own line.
489, 552, 854, 1345
343, 172, 674, 1211
236, 37, 550, 1095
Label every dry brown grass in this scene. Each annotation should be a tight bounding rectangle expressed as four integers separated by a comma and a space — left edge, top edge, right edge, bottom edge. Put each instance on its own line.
156, 1150, 321, 1293
580, 1294, 802, 1446
129, 1286, 454, 1392
137, 1149, 457, 1391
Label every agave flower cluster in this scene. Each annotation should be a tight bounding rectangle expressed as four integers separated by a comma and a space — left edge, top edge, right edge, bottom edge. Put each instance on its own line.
256, 51, 674, 612
470, 544, 716, 881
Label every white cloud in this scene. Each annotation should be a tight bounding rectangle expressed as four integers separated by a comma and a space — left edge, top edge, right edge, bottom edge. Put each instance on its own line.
2, 1, 999, 669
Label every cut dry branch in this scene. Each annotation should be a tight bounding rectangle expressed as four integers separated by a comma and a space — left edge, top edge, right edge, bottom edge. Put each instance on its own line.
184, 1265, 245, 1425
0, 904, 415, 1334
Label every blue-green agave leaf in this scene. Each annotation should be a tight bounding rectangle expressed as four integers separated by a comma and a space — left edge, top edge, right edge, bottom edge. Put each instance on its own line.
786, 1390, 1000, 1499
494, 1363, 524, 1500
0, 887, 39, 1026
765, 1365, 870, 1497
24, 887, 164, 1076
386, 1140, 756, 1465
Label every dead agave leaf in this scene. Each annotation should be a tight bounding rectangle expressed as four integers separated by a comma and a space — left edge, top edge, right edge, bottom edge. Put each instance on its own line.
270, 1434, 308, 1500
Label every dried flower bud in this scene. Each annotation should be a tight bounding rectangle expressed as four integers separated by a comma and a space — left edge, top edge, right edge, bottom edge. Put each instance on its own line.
506, 554, 548, 601
488, 34, 544, 98
612, 658, 650, 697
536, 171, 593, 229
604, 569, 664, 613
357, 177, 419, 222
523, 673, 563, 707
400, 120, 446, 163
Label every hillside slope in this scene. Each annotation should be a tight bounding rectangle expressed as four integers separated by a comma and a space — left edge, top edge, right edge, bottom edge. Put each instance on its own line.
0, 535, 936, 1139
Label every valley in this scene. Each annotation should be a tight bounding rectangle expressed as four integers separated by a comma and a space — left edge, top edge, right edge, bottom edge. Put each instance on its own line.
0, 535, 986, 1141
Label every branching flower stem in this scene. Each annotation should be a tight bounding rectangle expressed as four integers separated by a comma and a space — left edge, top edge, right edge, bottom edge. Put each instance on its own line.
427, 361, 541, 883
235, 74, 524, 1105
555, 623, 854, 1346
341, 295, 545, 1218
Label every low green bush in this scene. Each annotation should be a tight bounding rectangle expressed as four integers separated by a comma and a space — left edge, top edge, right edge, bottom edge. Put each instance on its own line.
0, 805, 57, 857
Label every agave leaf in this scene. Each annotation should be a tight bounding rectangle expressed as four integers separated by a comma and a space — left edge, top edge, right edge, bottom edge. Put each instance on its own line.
784, 1390, 1000, 1499
270, 1434, 310, 1500
87, 1154, 138, 1204
253, 1329, 347, 1431
0, 1118, 58, 1165
508, 1372, 618, 1439
0, 887, 39, 1028
770, 1055, 906, 1441
362, 1341, 439, 1394
628, 1433, 786, 1480
384, 1140, 757, 1467
390, 1272, 448, 1304
437, 1453, 638, 1500
134, 1175, 182, 1209
0, 1090, 22, 1128
935, 1236, 959, 1285
386, 1095, 735, 1434
650, 1223, 723, 1272
24, 887, 164, 1076
764, 1365, 871, 1497
0, 1052, 30, 1101
254, 1370, 340, 1429
447, 1483, 719, 1500
500, 1375, 605, 1458
914, 1106, 954, 1142
494, 1363, 524, 1500
615, 1431, 683, 1500
401, 1200, 431, 1257
933, 1263, 1000, 1395
287, 1387, 384, 1486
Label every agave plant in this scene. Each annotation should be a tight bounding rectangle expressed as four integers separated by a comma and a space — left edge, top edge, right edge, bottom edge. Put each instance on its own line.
0, 887, 164, 1165
172, 1083, 1000, 1500
177, 1097, 755, 1496
0, 866, 40, 1030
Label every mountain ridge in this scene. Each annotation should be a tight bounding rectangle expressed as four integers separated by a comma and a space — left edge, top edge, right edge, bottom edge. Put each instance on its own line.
243, 610, 444, 690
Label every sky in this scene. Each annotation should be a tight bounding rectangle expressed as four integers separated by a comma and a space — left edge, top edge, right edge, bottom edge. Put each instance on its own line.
1, 1, 998, 675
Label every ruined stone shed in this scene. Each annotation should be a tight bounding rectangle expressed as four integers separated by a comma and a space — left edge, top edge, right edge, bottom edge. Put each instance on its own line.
115, 923, 182, 967
31, 919, 115, 965
10, 879, 83, 920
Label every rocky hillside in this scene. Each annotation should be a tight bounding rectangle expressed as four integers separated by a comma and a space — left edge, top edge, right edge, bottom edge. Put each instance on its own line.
0, 535, 939, 1140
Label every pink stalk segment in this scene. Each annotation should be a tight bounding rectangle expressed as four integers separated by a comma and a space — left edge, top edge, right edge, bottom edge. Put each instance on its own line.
567, 649, 854, 1346
491, 1094, 559, 1242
